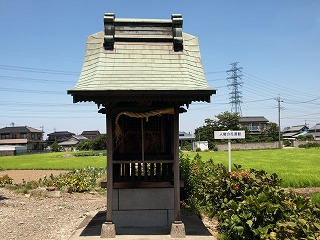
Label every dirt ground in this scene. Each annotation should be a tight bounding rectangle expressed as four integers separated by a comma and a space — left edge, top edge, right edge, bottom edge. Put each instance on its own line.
1, 170, 319, 240
0, 170, 70, 184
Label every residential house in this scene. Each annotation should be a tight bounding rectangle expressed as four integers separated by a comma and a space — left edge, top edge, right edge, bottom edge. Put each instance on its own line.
0, 126, 46, 152
179, 131, 195, 150
81, 130, 101, 140
46, 131, 75, 145
305, 123, 320, 140
239, 116, 269, 135
179, 131, 194, 142
58, 135, 88, 151
282, 125, 309, 139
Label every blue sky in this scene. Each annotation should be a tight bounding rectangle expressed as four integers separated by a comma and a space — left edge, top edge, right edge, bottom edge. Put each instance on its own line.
0, 1, 319, 136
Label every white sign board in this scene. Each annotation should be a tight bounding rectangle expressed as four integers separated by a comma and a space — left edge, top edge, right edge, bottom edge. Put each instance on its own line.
214, 130, 246, 172
214, 130, 245, 140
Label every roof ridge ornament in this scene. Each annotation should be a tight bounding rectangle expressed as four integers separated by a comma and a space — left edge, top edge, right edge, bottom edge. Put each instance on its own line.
171, 14, 183, 52
104, 13, 115, 50
103, 13, 184, 51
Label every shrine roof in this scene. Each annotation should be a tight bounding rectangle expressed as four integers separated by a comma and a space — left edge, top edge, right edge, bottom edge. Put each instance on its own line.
68, 14, 215, 104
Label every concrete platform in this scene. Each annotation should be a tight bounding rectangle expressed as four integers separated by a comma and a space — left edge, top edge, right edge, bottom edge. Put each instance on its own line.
69, 211, 216, 240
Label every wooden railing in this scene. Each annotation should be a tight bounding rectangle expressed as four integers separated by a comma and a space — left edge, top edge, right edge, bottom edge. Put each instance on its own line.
113, 160, 173, 187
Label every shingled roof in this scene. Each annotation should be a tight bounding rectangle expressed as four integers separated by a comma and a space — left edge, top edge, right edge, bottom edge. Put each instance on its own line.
68, 13, 215, 107
0, 126, 43, 134
239, 116, 269, 123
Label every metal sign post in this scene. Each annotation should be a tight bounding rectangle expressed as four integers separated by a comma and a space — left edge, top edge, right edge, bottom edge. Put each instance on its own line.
214, 130, 246, 172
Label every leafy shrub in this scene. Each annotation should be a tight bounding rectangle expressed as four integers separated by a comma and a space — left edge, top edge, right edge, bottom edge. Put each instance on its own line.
180, 153, 192, 200
180, 141, 192, 151
39, 167, 105, 192
76, 140, 92, 151
195, 147, 202, 152
297, 135, 314, 141
76, 135, 107, 151
312, 192, 320, 206
51, 142, 62, 152
298, 142, 320, 149
73, 151, 106, 157
180, 156, 320, 239
0, 174, 13, 187
23, 180, 39, 190
283, 139, 293, 147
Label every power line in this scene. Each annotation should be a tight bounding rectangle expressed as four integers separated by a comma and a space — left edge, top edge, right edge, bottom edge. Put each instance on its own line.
0, 64, 79, 75
0, 87, 65, 95
205, 71, 226, 74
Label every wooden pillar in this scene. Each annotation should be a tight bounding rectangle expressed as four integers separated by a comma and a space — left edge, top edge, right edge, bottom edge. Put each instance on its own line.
101, 112, 116, 238
106, 112, 113, 222
171, 106, 186, 238
173, 107, 181, 221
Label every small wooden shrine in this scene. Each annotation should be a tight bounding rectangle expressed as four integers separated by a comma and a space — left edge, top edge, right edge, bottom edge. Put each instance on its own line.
68, 13, 215, 238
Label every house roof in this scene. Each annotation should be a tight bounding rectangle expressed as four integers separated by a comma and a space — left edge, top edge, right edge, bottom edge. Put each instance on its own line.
179, 131, 195, 140
58, 140, 79, 146
283, 125, 308, 133
282, 132, 299, 138
0, 126, 43, 134
309, 123, 320, 131
68, 14, 215, 106
81, 130, 100, 136
47, 131, 75, 136
71, 135, 88, 141
0, 139, 28, 144
239, 116, 269, 123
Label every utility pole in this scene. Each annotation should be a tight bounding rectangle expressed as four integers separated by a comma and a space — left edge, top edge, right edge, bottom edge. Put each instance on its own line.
227, 62, 243, 115
277, 96, 283, 148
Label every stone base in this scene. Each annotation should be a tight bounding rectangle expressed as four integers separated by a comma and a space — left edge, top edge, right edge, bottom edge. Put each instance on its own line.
113, 188, 174, 227
100, 222, 116, 238
170, 221, 186, 238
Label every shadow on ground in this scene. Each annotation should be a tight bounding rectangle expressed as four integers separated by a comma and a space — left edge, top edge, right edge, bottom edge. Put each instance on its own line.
79, 211, 212, 237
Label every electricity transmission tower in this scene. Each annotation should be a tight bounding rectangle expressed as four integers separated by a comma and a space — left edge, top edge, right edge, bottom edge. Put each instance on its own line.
227, 62, 243, 115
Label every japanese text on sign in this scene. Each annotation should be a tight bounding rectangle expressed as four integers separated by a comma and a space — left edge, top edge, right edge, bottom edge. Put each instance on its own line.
214, 130, 245, 139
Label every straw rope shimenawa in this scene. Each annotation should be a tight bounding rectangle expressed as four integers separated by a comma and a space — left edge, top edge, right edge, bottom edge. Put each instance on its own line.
115, 107, 175, 143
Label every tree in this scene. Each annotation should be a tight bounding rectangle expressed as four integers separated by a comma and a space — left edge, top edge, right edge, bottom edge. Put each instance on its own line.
77, 134, 107, 151
91, 134, 107, 150
266, 122, 280, 141
194, 111, 242, 150
77, 140, 92, 151
51, 142, 62, 152
213, 111, 241, 130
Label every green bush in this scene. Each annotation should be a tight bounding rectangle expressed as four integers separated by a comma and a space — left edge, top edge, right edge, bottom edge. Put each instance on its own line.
180, 156, 320, 239
298, 142, 320, 149
180, 141, 192, 151
0, 174, 13, 187
297, 135, 314, 141
51, 142, 62, 152
39, 167, 105, 192
312, 192, 320, 206
73, 151, 106, 157
76, 135, 107, 151
76, 140, 92, 151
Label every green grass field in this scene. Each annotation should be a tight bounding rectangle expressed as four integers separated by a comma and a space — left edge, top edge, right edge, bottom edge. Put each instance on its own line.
0, 148, 319, 187
0, 152, 105, 170
185, 148, 320, 188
